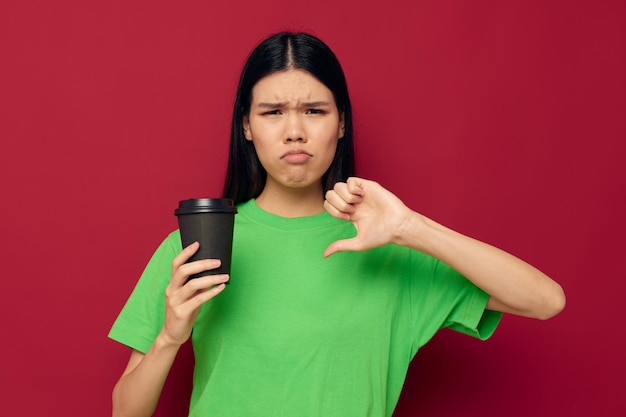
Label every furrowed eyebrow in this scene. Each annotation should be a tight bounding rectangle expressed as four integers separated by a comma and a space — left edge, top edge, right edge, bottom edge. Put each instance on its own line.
300, 101, 331, 107
256, 102, 288, 109
255, 101, 331, 109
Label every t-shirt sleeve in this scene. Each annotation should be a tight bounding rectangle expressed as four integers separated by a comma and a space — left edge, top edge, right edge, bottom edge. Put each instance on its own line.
108, 231, 182, 353
409, 250, 502, 351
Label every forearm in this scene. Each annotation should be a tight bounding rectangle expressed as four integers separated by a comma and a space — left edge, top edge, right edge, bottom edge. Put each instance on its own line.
396, 212, 565, 319
112, 334, 181, 417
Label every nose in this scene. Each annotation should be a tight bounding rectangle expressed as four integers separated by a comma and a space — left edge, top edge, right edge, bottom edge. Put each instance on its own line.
284, 113, 306, 143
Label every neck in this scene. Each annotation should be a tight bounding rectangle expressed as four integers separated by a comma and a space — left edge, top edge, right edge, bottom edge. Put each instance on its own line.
255, 182, 325, 218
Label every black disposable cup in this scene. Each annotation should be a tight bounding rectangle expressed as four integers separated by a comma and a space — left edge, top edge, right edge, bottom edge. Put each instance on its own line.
174, 198, 237, 281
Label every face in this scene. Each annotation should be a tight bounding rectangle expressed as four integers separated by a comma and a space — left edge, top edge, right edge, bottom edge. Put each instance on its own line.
243, 69, 345, 194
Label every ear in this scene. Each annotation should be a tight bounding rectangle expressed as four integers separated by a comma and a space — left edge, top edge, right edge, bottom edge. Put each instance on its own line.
337, 112, 345, 139
243, 115, 252, 141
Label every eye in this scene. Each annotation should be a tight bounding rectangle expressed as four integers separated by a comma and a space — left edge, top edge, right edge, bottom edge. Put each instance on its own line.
306, 108, 326, 115
262, 110, 282, 116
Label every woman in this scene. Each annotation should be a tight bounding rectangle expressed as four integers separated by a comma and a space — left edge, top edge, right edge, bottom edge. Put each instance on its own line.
110, 32, 565, 417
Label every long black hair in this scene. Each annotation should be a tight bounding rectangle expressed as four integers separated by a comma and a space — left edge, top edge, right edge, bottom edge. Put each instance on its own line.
222, 32, 355, 204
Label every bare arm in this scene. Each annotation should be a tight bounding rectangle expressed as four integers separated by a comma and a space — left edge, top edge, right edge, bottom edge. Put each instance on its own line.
112, 242, 229, 417
324, 177, 565, 320
395, 212, 565, 319
112, 345, 178, 417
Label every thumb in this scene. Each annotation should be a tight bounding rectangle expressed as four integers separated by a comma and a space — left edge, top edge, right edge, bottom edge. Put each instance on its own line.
323, 237, 362, 258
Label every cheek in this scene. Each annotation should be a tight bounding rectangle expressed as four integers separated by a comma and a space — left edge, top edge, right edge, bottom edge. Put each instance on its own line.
319, 138, 340, 165
251, 141, 271, 164
250, 137, 280, 169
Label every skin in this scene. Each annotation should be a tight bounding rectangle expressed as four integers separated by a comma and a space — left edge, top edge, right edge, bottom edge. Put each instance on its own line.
112, 244, 228, 417
243, 69, 345, 217
324, 177, 566, 318
112, 69, 565, 417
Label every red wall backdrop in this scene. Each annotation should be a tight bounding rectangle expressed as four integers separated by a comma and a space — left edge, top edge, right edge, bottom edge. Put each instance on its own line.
1, 1, 624, 416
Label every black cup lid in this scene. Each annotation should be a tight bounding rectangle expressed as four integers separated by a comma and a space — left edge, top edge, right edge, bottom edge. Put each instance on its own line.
174, 198, 237, 215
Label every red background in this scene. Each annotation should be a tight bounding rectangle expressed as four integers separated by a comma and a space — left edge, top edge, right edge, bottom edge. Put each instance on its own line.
1, 1, 624, 416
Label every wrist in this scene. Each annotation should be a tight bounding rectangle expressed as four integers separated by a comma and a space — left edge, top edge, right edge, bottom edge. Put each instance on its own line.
393, 210, 426, 248
154, 330, 186, 352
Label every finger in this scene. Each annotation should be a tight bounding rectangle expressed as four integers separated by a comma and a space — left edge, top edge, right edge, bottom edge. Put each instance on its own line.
171, 242, 201, 288
172, 247, 222, 287
179, 274, 229, 310
333, 181, 364, 203
169, 273, 229, 307
324, 185, 362, 217
172, 242, 200, 272
323, 237, 363, 258
183, 273, 230, 295
324, 190, 354, 216
324, 199, 350, 221
174, 259, 222, 289
180, 282, 228, 315
166, 282, 228, 338
346, 177, 366, 196
178, 258, 222, 281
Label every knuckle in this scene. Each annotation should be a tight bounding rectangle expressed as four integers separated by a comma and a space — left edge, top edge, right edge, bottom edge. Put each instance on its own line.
178, 263, 194, 277
185, 278, 202, 291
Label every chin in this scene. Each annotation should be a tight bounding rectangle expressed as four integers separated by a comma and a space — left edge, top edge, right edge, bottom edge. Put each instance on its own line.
283, 176, 321, 190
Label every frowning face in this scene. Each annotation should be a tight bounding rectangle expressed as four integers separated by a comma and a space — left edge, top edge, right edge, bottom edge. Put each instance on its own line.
243, 69, 345, 195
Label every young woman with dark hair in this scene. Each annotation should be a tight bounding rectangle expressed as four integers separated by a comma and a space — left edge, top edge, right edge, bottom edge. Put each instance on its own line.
223, 32, 355, 204
110, 32, 565, 417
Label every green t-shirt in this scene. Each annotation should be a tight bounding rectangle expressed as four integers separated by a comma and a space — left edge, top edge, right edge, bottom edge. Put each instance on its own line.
109, 199, 501, 416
